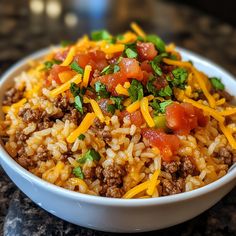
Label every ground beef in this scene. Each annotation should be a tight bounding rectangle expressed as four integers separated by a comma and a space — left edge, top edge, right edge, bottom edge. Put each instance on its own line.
55, 95, 69, 111
15, 131, 28, 142
94, 164, 126, 198
161, 178, 184, 196
93, 118, 105, 129
62, 108, 80, 125
17, 147, 36, 168
105, 186, 124, 198
179, 156, 198, 178
37, 116, 54, 130
102, 164, 126, 187
83, 167, 95, 179
35, 145, 49, 161
2, 87, 24, 105
18, 108, 43, 123
217, 147, 235, 165
162, 160, 180, 174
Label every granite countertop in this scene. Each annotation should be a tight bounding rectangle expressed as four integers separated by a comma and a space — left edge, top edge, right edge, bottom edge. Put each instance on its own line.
0, 0, 236, 235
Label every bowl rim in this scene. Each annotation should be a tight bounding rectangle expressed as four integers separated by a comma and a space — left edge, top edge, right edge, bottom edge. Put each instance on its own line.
0, 46, 236, 207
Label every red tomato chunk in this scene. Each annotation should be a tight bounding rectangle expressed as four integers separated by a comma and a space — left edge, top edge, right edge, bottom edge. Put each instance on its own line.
166, 102, 208, 135
142, 128, 180, 162
136, 42, 157, 61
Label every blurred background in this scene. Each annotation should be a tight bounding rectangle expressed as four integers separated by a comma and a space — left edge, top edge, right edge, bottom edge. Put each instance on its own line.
0, 1, 236, 235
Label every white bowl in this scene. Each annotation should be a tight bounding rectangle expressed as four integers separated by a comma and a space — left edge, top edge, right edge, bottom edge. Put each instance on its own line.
0, 47, 236, 233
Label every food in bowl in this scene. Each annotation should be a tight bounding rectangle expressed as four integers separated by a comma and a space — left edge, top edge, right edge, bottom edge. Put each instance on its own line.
1, 23, 236, 199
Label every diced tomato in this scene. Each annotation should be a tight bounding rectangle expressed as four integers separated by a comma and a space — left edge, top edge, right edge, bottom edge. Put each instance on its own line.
140, 60, 153, 73
153, 77, 168, 90
166, 102, 208, 135
119, 110, 144, 126
49, 65, 70, 84
76, 50, 108, 71
92, 72, 128, 95
119, 58, 143, 81
142, 128, 180, 162
136, 42, 158, 61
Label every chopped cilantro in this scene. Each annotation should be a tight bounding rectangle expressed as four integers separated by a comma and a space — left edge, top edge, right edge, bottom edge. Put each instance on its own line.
111, 96, 123, 110
72, 166, 84, 179
150, 99, 160, 116
150, 61, 162, 76
91, 30, 110, 41
101, 64, 120, 75
78, 149, 101, 164
128, 80, 144, 102
125, 48, 138, 59
60, 40, 73, 47
209, 77, 225, 90
70, 61, 84, 74
74, 95, 83, 114
146, 34, 166, 53
94, 81, 110, 99
78, 134, 85, 140
43, 59, 61, 70
107, 104, 116, 114
116, 34, 124, 40
146, 76, 158, 96
159, 100, 173, 113
137, 36, 145, 41
70, 82, 82, 97
158, 85, 172, 97
171, 68, 188, 89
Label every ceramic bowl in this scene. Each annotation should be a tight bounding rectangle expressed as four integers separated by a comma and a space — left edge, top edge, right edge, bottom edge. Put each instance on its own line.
0, 47, 236, 233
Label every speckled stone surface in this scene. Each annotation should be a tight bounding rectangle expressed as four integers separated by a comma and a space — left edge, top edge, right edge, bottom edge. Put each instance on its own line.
0, 0, 236, 235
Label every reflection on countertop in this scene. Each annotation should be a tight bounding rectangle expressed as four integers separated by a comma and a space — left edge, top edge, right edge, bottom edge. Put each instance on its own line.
0, 0, 236, 235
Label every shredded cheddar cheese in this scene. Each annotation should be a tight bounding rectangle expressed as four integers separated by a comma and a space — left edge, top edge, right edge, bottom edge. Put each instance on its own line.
115, 84, 129, 96
90, 99, 105, 122
219, 122, 236, 149
49, 74, 82, 97
123, 98, 132, 107
147, 169, 160, 196
184, 98, 224, 123
81, 65, 92, 87
117, 32, 137, 44
216, 98, 226, 106
68, 178, 88, 190
130, 22, 146, 38
126, 100, 140, 113
2, 98, 27, 113
219, 108, 236, 116
61, 47, 75, 66
123, 180, 150, 199
101, 44, 125, 54
140, 97, 155, 127
58, 71, 74, 83
123, 81, 131, 89
67, 112, 96, 143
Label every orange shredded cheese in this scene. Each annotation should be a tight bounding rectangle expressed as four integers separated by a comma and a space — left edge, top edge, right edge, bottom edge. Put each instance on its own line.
123, 181, 150, 199
90, 99, 105, 122
216, 98, 226, 106
123, 81, 131, 89
140, 97, 155, 127
101, 44, 125, 54
49, 74, 82, 97
67, 112, 96, 143
126, 100, 140, 113
219, 108, 236, 116
130, 22, 146, 38
184, 98, 224, 123
61, 47, 75, 66
123, 98, 132, 107
58, 71, 74, 83
147, 169, 160, 196
81, 65, 92, 87
117, 32, 137, 44
2, 98, 27, 113
219, 122, 236, 149
68, 178, 88, 190
115, 84, 129, 96
162, 58, 192, 69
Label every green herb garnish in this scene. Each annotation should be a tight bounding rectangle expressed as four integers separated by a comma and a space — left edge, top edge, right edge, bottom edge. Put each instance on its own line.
107, 104, 116, 114
101, 64, 120, 75
91, 30, 111, 41
128, 80, 144, 102
146, 34, 166, 53
72, 166, 84, 179
209, 77, 225, 90
159, 100, 173, 113
78, 149, 101, 164
125, 48, 138, 59
171, 67, 188, 89
158, 85, 172, 97
78, 134, 85, 140
60, 40, 73, 47
70, 61, 84, 74
94, 81, 110, 99
111, 96, 124, 110
74, 96, 83, 114
146, 76, 158, 96
43, 59, 61, 70
150, 61, 162, 76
